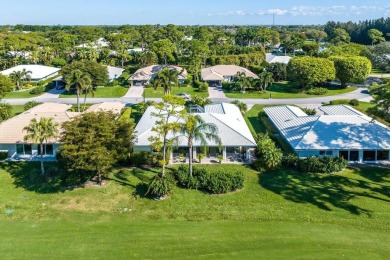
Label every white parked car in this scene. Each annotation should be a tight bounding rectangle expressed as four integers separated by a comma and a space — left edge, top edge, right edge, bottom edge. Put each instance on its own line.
177, 92, 191, 101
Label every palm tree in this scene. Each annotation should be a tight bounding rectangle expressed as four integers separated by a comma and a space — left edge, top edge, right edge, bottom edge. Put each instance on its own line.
23, 117, 59, 176
10, 71, 23, 90
82, 83, 94, 111
180, 115, 221, 177
65, 69, 91, 112
258, 71, 274, 92
153, 68, 179, 95
235, 71, 252, 93
21, 68, 32, 86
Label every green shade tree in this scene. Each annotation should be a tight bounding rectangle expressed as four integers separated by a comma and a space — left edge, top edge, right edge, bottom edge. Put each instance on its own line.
287, 57, 335, 88
368, 29, 385, 46
235, 71, 252, 93
0, 75, 13, 96
23, 117, 59, 176
150, 39, 176, 65
61, 60, 108, 87
0, 102, 12, 122
58, 111, 135, 184
329, 28, 351, 45
330, 56, 372, 87
258, 71, 274, 92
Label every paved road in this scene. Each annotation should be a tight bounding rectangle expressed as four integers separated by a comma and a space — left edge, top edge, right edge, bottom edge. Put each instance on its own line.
3, 86, 373, 106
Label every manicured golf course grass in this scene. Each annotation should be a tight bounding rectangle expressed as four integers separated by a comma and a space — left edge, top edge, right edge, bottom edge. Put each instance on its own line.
0, 162, 389, 258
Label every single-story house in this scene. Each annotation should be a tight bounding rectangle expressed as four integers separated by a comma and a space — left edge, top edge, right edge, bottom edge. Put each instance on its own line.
133, 103, 257, 163
265, 53, 291, 65
1, 64, 60, 82
129, 65, 187, 86
264, 105, 390, 162
200, 65, 258, 85
0, 102, 125, 161
76, 38, 109, 49
107, 66, 125, 82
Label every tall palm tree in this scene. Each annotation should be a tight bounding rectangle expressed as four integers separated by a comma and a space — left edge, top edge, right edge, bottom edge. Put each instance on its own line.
23, 117, 59, 176
21, 68, 32, 86
180, 115, 221, 177
153, 68, 179, 95
235, 71, 252, 93
10, 71, 23, 90
82, 82, 94, 111
65, 69, 91, 112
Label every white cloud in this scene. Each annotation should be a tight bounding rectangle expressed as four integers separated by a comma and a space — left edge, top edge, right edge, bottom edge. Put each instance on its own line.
210, 5, 390, 17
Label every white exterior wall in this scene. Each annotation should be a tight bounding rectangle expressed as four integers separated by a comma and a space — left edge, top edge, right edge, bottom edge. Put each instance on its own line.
0, 143, 60, 160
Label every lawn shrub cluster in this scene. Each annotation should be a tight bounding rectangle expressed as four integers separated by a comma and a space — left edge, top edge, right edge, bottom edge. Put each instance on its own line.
282, 154, 348, 173
193, 81, 208, 92
129, 151, 162, 166
174, 165, 244, 194
221, 82, 239, 91
329, 99, 350, 105
147, 173, 176, 197
24, 101, 40, 111
0, 151, 8, 160
119, 107, 132, 121
306, 87, 328, 95
349, 99, 360, 106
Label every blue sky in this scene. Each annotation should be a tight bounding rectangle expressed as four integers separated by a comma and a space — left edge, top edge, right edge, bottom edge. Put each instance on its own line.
1, 0, 390, 25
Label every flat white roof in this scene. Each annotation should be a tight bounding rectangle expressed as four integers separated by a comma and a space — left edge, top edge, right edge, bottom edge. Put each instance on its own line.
264, 105, 390, 150
0, 65, 60, 80
134, 103, 256, 147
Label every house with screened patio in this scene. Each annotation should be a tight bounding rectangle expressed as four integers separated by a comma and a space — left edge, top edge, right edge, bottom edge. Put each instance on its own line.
133, 103, 257, 163
264, 105, 390, 162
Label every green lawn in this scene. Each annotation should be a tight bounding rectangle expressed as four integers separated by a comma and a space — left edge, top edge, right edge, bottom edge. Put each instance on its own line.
10, 105, 25, 117
225, 81, 356, 99
3, 89, 42, 99
144, 86, 208, 98
371, 68, 387, 74
1, 162, 390, 258
59, 86, 128, 98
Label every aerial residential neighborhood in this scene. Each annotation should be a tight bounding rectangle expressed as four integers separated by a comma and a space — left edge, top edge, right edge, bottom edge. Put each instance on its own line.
0, 0, 390, 259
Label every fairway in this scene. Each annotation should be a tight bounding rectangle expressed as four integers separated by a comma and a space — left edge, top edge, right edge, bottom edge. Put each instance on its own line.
0, 162, 389, 258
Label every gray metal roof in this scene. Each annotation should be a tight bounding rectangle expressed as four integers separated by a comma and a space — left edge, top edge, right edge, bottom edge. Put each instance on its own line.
134, 103, 256, 147
320, 105, 364, 116
264, 105, 390, 150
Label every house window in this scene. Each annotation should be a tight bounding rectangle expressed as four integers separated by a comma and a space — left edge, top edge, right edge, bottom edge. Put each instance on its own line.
350, 151, 359, 161
339, 151, 349, 160
24, 144, 32, 155
37, 144, 54, 155
363, 150, 376, 161
16, 144, 24, 155
377, 150, 389, 160
319, 150, 325, 155
326, 151, 333, 156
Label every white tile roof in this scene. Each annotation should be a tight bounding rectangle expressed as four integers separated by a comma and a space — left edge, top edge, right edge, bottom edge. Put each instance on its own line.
0, 65, 60, 80
201, 65, 259, 81
266, 53, 291, 64
85, 102, 125, 114
264, 105, 390, 150
129, 65, 187, 81
106, 66, 125, 81
134, 103, 256, 147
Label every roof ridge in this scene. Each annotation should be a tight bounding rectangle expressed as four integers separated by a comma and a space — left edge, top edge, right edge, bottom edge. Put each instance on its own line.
209, 113, 256, 145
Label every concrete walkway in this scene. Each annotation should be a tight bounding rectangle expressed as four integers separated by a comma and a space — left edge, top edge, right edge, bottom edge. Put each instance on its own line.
123, 85, 144, 98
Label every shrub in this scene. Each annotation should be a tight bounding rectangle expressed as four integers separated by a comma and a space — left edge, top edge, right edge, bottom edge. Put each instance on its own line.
254, 133, 283, 170
24, 101, 40, 111
147, 173, 176, 197
306, 87, 328, 95
119, 107, 132, 121
197, 82, 208, 92
329, 99, 350, 105
174, 166, 244, 194
297, 156, 348, 173
30, 85, 45, 95
129, 151, 162, 166
282, 154, 300, 167
349, 99, 359, 106
221, 82, 238, 90
0, 151, 8, 160
301, 107, 316, 115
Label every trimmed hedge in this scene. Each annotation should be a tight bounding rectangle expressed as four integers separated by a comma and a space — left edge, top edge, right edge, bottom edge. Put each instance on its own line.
119, 107, 132, 121
129, 151, 162, 166
329, 99, 350, 105
282, 154, 348, 173
175, 165, 244, 194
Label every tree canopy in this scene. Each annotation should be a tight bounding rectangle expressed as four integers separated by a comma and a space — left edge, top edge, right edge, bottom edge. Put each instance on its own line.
330, 56, 372, 86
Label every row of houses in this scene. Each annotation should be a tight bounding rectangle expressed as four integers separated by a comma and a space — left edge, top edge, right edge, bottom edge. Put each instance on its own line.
1, 100, 390, 163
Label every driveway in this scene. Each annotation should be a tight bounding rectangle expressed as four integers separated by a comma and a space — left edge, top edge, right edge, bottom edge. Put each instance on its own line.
37, 86, 66, 99
123, 85, 144, 98
208, 86, 227, 99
